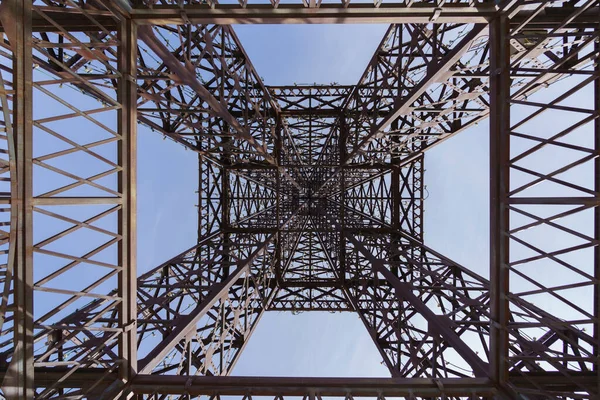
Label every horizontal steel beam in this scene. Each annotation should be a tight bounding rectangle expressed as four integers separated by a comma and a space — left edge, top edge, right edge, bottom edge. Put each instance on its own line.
130, 375, 497, 397
21, 6, 600, 31
7, 369, 597, 394
5, 368, 597, 398
13, 368, 118, 391
268, 84, 355, 94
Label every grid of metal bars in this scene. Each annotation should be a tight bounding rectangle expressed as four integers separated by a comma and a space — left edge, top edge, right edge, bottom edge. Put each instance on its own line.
0, 0, 598, 399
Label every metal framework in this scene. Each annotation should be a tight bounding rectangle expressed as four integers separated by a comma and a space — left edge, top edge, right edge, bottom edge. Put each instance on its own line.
0, 0, 598, 398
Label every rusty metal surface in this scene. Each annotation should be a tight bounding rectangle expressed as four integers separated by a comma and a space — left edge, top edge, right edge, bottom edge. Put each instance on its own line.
0, 0, 598, 399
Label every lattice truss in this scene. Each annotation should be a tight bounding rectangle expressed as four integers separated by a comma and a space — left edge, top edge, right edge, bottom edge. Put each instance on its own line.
0, 0, 598, 399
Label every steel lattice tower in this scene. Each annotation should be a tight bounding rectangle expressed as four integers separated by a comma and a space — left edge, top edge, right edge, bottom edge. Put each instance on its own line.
0, 0, 599, 398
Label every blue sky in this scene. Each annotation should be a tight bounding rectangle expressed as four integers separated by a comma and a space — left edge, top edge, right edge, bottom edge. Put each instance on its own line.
136, 24, 491, 377
137, 128, 199, 274
17, 9, 595, 385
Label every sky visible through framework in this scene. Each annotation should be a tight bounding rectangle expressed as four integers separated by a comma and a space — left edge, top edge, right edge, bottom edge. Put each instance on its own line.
14, 7, 596, 390
135, 23, 493, 377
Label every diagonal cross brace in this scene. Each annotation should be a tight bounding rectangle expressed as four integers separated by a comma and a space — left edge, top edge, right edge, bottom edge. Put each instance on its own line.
138, 204, 306, 374
342, 23, 488, 164
334, 224, 519, 399
137, 25, 277, 166
137, 235, 275, 374
327, 219, 489, 377
138, 25, 304, 190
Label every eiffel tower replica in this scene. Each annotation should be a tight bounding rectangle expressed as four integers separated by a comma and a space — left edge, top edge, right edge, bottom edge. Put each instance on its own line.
0, 0, 599, 398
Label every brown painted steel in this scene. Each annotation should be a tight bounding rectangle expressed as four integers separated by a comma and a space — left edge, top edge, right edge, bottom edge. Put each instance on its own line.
2, 1, 599, 399
0, 1, 34, 399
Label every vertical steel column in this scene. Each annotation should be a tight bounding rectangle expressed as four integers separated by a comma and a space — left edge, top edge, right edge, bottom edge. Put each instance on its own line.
197, 153, 203, 239
595, 14, 600, 392
118, 16, 138, 383
0, 0, 33, 398
221, 122, 232, 280
489, 15, 510, 388
339, 117, 347, 281
390, 119, 400, 231
275, 119, 282, 284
